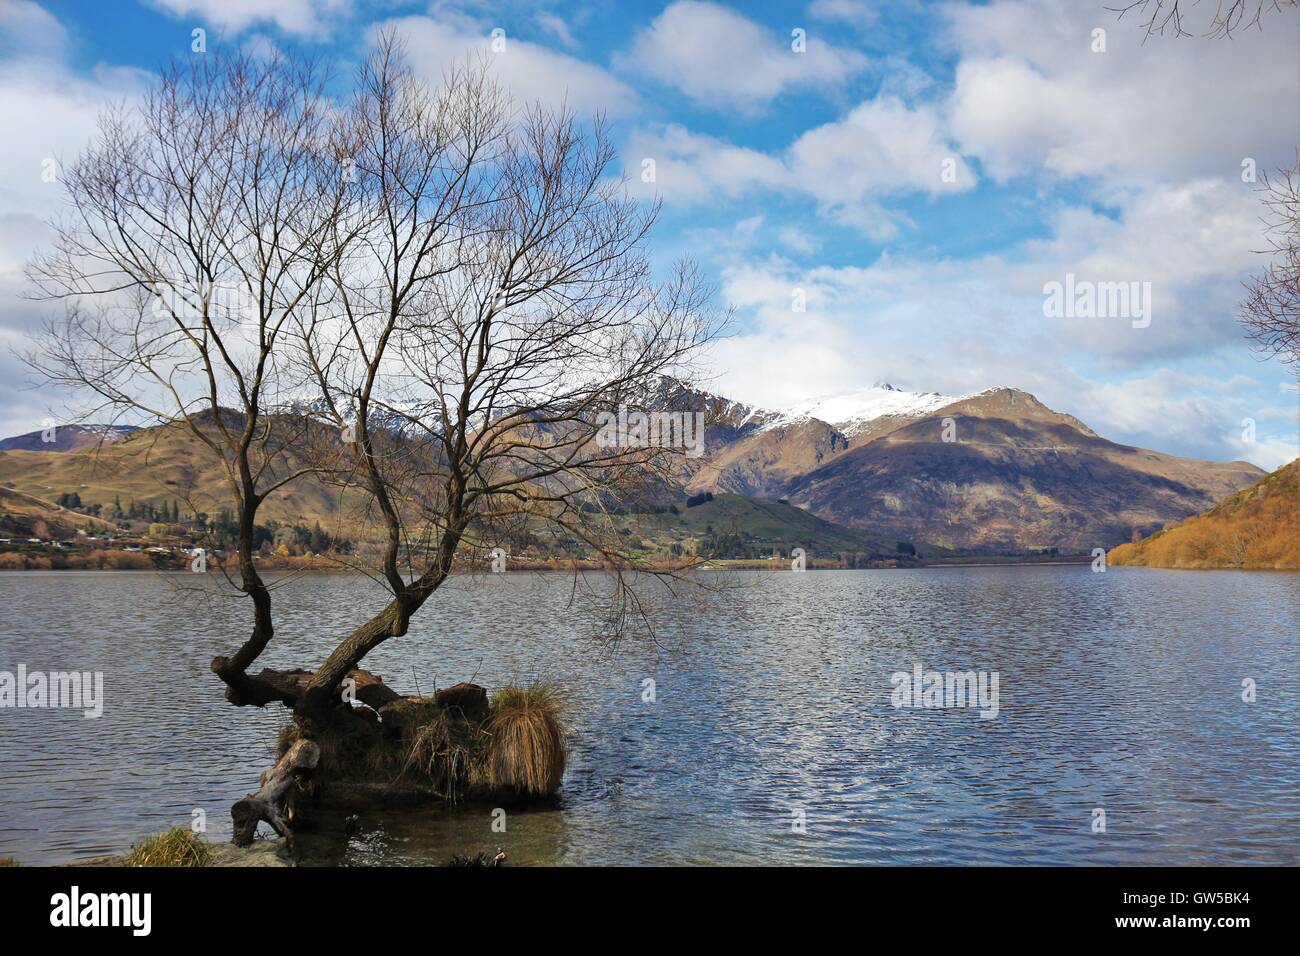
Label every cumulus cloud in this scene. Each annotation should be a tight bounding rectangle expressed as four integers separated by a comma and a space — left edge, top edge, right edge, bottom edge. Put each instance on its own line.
536, 12, 578, 49
380, 15, 638, 118
145, 0, 352, 38
788, 97, 974, 226
0, 8, 151, 435
0, 0, 68, 57
943, 0, 1298, 186
1012, 179, 1266, 362
624, 124, 788, 203
1083, 371, 1297, 471
619, 1, 868, 112
626, 96, 973, 237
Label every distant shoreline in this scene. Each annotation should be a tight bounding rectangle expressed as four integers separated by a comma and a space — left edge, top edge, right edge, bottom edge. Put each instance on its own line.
0, 558, 1119, 574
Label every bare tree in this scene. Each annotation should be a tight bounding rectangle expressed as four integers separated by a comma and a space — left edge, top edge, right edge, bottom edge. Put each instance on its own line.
27, 35, 722, 843
1240, 164, 1300, 371
289, 36, 721, 724
27, 50, 357, 711
1108, 0, 1297, 39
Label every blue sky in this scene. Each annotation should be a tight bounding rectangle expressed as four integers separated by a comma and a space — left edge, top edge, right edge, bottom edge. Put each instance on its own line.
0, 0, 1297, 468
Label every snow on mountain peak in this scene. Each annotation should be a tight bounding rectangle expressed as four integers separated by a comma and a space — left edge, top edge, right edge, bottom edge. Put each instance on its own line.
761, 383, 965, 436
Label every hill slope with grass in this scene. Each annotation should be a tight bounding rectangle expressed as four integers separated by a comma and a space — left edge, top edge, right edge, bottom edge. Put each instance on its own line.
1108, 458, 1300, 570
621, 493, 932, 564
0, 486, 112, 539
0, 415, 362, 532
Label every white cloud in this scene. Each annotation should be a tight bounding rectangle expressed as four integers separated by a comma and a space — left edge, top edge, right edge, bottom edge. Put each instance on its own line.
0, 59, 149, 221
381, 15, 638, 118
777, 225, 820, 255
1011, 179, 1265, 362
788, 97, 974, 232
626, 96, 973, 237
700, 177, 1295, 467
536, 12, 578, 50
145, 0, 352, 38
619, 1, 868, 111
0, 0, 68, 57
943, 0, 1299, 186
0, 8, 152, 435
625, 124, 788, 203
1084, 371, 1298, 471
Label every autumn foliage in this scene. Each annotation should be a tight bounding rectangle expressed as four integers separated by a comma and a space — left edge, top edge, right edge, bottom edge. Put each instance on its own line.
1109, 458, 1300, 569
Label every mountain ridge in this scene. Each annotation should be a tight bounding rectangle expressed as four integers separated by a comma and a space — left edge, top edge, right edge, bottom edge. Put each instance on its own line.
0, 380, 1267, 554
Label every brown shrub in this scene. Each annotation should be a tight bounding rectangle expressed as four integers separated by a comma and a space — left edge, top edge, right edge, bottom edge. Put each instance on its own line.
482, 683, 567, 797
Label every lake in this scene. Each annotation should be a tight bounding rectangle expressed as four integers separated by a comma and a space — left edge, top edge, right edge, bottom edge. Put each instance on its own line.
0, 566, 1296, 865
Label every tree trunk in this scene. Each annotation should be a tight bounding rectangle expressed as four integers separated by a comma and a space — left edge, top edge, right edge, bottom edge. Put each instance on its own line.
213, 664, 401, 710
231, 739, 320, 847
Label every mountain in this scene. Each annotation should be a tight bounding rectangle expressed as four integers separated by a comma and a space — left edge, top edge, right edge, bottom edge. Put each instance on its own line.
1107, 458, 1299, 569
0, 411, 917, 562
681, 383, 1263, 552
0, 381, 1268, 555
0, 423, 138, 453
685, 382, 964, 497
0, 415, 363, 532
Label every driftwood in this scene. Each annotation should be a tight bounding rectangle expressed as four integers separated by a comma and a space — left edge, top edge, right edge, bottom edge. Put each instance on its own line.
224, 666, 397, 848
231, 739, 320, 847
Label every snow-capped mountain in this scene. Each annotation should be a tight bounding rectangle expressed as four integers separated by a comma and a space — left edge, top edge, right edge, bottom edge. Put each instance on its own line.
759, 382, 968, 438
0, 423, 139, 453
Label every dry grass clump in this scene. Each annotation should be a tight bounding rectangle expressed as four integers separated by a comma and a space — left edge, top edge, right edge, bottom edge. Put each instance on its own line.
123, 828, 210, 867
273, 682, 568, 802
0, 856, 18, 866
482, 683, 567, 797
397, 707, 479, 799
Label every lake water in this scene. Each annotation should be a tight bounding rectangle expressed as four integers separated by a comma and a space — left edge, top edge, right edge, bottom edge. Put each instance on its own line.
0, 567, 1296, 866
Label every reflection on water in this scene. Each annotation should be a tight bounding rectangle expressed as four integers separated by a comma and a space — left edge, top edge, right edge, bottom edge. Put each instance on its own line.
0, 567, 1296, 865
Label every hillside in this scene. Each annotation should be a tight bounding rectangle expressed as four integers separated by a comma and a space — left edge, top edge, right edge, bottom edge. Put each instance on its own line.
0, 486, 112, 539
0, 415, 367, 536
1108, 459, 1300, 570
622, 492, 929, 564
779, 389, 1261, 552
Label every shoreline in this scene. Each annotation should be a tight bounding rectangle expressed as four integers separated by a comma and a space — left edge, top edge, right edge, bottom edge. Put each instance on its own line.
52, 839, 292, 869
4, 559, 1295, 574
